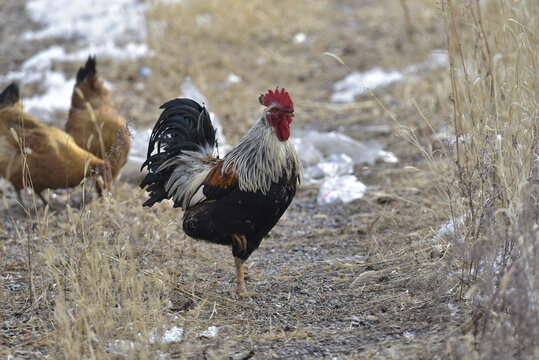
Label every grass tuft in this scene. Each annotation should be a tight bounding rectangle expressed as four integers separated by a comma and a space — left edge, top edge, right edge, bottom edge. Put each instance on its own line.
438, 0, 537, 357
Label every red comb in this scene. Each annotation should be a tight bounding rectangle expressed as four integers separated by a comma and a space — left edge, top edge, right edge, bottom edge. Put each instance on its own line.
259, 88, 294, 112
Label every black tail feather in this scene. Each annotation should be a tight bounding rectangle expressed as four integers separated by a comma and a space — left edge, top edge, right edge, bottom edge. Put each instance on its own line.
76, 55, 97, 84
140, 98, 216, 207
0, 82, 20, 108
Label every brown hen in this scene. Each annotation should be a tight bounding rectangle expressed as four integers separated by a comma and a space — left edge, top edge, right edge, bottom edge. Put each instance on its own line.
66, 56, 130, 179
0, 83, 111, 204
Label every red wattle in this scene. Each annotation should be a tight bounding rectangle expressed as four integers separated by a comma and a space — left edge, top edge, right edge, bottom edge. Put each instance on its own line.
275, 122, 290, 141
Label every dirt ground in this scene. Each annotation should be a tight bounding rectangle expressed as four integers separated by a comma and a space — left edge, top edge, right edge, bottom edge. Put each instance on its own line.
1, 0, 477, 358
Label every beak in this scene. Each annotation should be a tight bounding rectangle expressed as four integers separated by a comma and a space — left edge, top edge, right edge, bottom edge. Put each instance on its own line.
285, 112, 295, 117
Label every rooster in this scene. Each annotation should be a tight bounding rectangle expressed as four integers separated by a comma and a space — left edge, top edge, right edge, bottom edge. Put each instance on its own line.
140, 88, 300, 294
66, 56, 130, 179
0, 82, 111, 205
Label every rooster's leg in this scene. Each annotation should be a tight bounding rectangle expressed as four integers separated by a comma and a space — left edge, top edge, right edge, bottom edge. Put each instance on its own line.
234, 256, 246, 295
231, 233, 247, 254
231, 234, 247, 294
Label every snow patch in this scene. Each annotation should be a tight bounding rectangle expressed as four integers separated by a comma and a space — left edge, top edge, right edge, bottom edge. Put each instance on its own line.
331, 51, 448, 103
431, 214, 466, 242
331, 68, 403, 103
403, 330, 415, 339
23, 0, 150, 59
22, 72, 74, 120
225, 73, 242, 85
293, 32, 307, 44
149, 326, 184, 344
199, 326, 218, 338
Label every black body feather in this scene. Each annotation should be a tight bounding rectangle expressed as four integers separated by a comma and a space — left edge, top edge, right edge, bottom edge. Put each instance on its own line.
140, 98, 216, 207
183, 172, 297, 261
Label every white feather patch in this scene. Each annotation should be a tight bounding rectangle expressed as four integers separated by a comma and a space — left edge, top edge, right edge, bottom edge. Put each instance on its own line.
156, 145, 214, 210
188, 185, 207, 208
223, 115, 301, 194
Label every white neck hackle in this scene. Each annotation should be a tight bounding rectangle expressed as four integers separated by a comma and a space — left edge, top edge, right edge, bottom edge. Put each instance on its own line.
222, 112, 300, 194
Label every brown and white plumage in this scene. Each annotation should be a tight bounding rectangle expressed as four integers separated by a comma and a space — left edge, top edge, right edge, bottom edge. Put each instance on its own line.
0, 82, 111, 203
141, 89, 300, 294
66, 56, 130, 179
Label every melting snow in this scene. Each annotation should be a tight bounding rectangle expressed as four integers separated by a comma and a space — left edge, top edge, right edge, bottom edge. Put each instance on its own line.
23, 0, 149, 58
331, 51, 448, 103
148, 326, 184, 344
430, 214, 466, 242
403, 330, 415, 339
108, 339, 139, 353
225, 73, 242, 85
1, 45, 76, 120
293, 32, 307, 44
146, 325, 217, 344
199, 326, 218, 338
21, 71, 74, 118
448, 303, 458, 316
331, 68, 403, 103
8, 0, 401, 205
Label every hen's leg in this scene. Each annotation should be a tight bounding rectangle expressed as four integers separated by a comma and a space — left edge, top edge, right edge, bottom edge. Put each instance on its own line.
16, 190, 24, 205
232, 234, 247, 294
37, 191, 49, 207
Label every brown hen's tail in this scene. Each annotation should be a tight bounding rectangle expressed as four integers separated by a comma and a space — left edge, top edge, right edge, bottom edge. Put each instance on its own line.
76, 56, 97, 85
0, 82, 20, 108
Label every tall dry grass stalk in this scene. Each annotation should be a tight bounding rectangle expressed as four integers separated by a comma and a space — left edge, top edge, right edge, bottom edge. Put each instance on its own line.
9, 106, 43, 305
440, 0, 536, 357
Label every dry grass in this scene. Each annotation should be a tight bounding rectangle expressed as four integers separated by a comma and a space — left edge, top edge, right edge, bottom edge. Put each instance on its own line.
1, 0, 536, 358
437, 1, 537, 358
